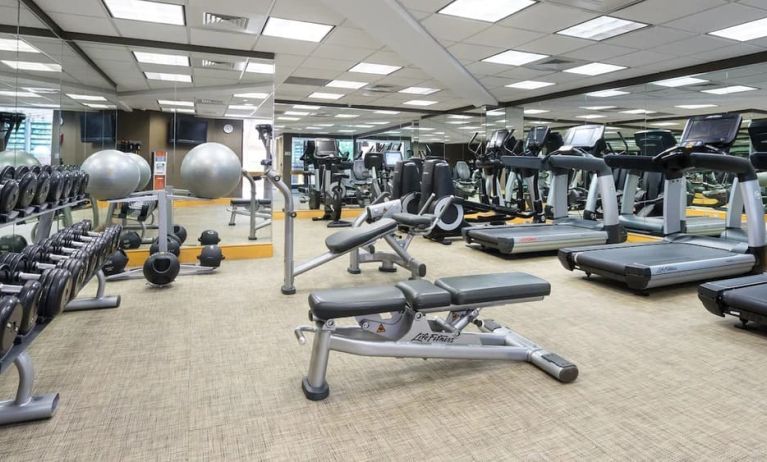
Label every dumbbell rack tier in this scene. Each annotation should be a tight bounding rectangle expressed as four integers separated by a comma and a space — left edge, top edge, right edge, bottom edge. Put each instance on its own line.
0, 197, 88, 230
105, 188, 215, 281
0, 321, 58, 425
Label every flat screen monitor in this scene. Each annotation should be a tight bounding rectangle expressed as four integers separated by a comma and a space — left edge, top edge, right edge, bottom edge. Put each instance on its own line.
749, 119, 767, 151
80, 112, 116, 143
563, 125, 604, 148
634, 130, 676, 156
525, 126, 549, 149
681, 114, 741, 146
314, 139, 338, 157
488, 129, 508, 149
384, 151, 402, 168
168, 116, 207, 145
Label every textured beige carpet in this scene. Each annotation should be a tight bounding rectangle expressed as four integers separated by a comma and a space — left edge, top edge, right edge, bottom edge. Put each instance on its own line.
1, 219, 766, 461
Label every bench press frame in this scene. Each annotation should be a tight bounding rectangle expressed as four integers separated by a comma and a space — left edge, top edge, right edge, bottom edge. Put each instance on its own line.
295, 296, 578, 400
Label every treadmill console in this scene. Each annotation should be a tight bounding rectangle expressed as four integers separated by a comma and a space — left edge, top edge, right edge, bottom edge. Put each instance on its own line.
561, 124, 605, 150
525, 126, 550, 151
315, 139, 340, 159
680, 113, 742, 149
634, 130, 677, 156
384, 151, 403, 168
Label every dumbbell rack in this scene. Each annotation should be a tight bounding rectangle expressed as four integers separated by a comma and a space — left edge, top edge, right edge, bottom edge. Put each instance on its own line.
105, 187, 216, 281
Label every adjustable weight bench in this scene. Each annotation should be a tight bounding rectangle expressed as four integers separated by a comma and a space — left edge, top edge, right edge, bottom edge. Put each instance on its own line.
295, 271, 578, 400
699, 273, 767, 328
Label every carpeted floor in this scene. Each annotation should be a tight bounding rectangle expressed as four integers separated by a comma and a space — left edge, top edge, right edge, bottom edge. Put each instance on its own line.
1, 218, 766, 461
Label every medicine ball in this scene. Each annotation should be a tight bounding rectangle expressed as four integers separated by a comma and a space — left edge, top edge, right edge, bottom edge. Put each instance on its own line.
119, 231, 142, 249
0, 234, 27, 253
172, 224, 187, 245
149, 235, 181, 256
103, 249, 129, 276
142, 252, 180, 286
198, 229, 220, 245
197, 245, 224, 268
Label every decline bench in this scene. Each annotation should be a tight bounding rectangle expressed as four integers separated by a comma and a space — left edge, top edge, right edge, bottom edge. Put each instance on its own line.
295, 271, 578, 400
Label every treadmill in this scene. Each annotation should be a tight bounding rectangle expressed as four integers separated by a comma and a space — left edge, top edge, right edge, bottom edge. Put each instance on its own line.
617, 130, 727, 236
462, 125, 626, 255
560, 114, 767, 292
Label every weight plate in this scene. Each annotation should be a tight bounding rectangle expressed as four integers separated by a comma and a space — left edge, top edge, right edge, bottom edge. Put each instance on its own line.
0, 296, 22, 358
16, 281, 40, 335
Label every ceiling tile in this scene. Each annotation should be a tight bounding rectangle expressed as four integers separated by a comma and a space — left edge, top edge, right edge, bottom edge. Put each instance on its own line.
663, 3, 767, 33
563, 43, 638, 61
500, 2, 598, 32
606, 26, 697, 49
420, 14, 492, 41
463, 25, 545, 48
189, 29, 259, 50
615, 0, 727, 24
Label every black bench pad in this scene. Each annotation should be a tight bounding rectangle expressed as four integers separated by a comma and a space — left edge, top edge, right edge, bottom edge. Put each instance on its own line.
309, 285, 406, 320
325, 219, 397, 254
231, 199, 271, 206
392, 213, 433, 228
435, 272, 550, 305
396, 280, 451, 310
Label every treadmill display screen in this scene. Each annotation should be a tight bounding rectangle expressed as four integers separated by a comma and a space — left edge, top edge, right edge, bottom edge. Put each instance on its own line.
315, 140, 338, 157
385, 151, 402, 168
563, 125, 604, 148
682, 116, 740, 145
526, 126, 549, 148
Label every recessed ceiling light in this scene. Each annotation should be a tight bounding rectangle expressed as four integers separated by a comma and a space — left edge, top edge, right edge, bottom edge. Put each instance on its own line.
234, 92, 269, 99
306, 126, 323, 130
338, 129, 355, 133
506, 80, 554, 90
262, 17, 334, 42
0, 38, 39, 53
651, 76, 708, 87
369, 122, 389, 125
404, 100, 438, 106
399, 87, 440, 95
458, 126, 481, 130
309, 92, 344, 100
349, 62, 401, 75
438, 0, 535, 23
447, 121, 470, 125
30, 103, 59, 108
565, 62, 626, 76
581, 106, 616, 110
524, 109, 549, 114
419, 127, 435, 131
133, 51, 189, 67
0, 90, 41, 98
482, 49, 548, 66
104, 0, 185, 25
278, 116, 300, 121
158, 99, 193, 107
144, 71, 191, 82
327, 80, 367, 89
285, 111, 309, 116
1, 60, 60, 72
652, 122, 678, 127
335, 114, 359, 118
447, 115, 472, 119
84, 103, 117, 109
621, 109, 656, 114
702, 85, 757, 95
162, 107, 194, 114
294, 105, 320, 110
558, 16, 646, 41
353, 124, 374, 128
710, 17, 767, 42
67, 94, 108, 101
675, 104, 718, 109
529, 120, 550, 124
317, 124, 334, 127
585, 89, 629, 97
246, 62, 275, 74
577, 114, 606, 119
229, 105, 256, 110
375, 110, 400, 114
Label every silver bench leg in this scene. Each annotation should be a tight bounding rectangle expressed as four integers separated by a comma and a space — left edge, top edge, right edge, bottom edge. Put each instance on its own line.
229, 209, 237, 226
0, 351, 59, 425
302, 321, 333, 400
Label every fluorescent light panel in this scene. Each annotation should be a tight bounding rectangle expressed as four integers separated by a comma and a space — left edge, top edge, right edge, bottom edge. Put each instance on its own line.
262, 17, 333, 42
399, 87, 440, 95
558, 16, 646, 40
375, 110, 399, 114
144, 71, 191, 82
327, 80, 367, 89
234, 92, 268, 99
652, 122, 678, 127
621, 109, 656, 114
675, 104, 717, 109
581, 106, 616, 110
104, 0, 185, 25
1, 60, 60, 72
577, 114, 605, 119
506, 80, 554, 90
482, 49, 548, 66
349, 62, 401, 75
133, 51, 189, 67
157, 99, 192, 107
277, 116, 300, 121
438, 0, 535, 23
0, 38, 39, 53
309, 92, 344, 100
651, 76, 708, 87
566, 62, 626, 76
229, 105, 256, 110
84, 103, 116, 109
162, 107, 194, 114
68, 94, 108, 101
702, 85, 757, 95
335, 114, 358, 118
404, 100, 437, 106
586, 89, 629, 97
246, 62, 275, 74
0, 91, 40, 98
710, 17, 767, 42
284, 111, 309, 116
523, 109, 548, 114
294, 105, 320, 110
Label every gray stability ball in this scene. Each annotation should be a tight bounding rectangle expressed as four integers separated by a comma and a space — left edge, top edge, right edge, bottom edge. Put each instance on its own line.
0, 150, 41, 168
180, 142, 241, 199
125, 152, 151, 191
81, 149, 141, 200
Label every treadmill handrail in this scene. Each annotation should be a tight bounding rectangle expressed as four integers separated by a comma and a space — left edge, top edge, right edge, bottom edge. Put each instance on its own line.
501, 155, 545, 171
604, 154, 665, 172
547, 155, 612, 176
689, 153, 757, 182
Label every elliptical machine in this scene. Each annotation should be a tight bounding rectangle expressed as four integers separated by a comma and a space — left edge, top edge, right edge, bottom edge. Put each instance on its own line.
306, 139, 352, 228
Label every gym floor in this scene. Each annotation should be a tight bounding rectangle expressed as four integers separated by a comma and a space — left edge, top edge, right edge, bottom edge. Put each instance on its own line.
1, 218, 766, 461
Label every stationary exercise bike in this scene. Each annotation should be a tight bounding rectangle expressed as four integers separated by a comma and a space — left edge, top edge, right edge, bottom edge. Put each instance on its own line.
305, 139, 353, 228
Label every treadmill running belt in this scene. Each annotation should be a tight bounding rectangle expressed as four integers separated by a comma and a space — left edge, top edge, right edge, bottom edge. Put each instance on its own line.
574, 243, 743, 274
722, 285, 767, 316
467, 224, 599, 242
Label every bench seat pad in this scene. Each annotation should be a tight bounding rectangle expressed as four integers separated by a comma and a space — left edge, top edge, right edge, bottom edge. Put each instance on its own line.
309, 285, 406, 319
435, 272, 550, 305
325, 219, 397, 254
392, 213, 433, 228
395, 280, 451, 310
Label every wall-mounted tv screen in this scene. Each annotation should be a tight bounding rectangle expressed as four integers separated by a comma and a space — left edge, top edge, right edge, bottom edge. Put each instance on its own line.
168, 116, 208, 145
80, 112, 116, 143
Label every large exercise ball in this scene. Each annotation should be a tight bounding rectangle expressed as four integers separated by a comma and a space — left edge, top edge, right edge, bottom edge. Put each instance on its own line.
0, 150, 41, 168
125, 152, 151, 190
180, 142, 241, 199
81, 149, 141, 200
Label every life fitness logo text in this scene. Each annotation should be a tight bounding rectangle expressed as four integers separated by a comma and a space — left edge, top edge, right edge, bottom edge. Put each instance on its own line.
412, 333, 455, 344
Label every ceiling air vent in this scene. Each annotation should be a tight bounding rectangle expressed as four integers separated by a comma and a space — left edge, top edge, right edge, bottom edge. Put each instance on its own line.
198, 98, 225, 105
530, 58, 579, 71
364, 85, 398, 94
284, 76, 331, 86
203, 12, 249, 31
201, 59, 238, 70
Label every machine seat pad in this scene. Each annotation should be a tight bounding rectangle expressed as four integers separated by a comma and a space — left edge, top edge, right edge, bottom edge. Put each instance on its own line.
396, 280, 451, 310
325, 219, 397, 254
722, 284, 767, 317
230, 199, 271, 206
435, 272, 551, 305
309, 285, 407, 320
392, 213, 433, 228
